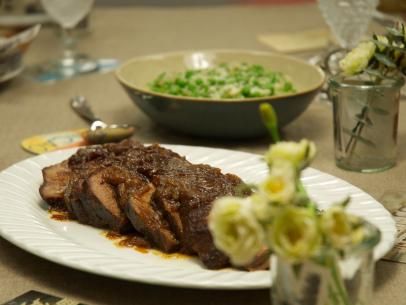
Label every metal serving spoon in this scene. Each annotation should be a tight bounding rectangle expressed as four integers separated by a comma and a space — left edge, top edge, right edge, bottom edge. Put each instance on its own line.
70, 95, 136, 144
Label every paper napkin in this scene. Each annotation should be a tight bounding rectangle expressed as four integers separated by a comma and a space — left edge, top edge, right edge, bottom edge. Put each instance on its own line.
258, 28, 332, 53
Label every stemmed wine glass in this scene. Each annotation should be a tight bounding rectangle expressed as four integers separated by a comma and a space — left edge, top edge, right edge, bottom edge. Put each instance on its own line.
33, 0, 97, 82
309, 0, 379, 102
316, 0, 379, 75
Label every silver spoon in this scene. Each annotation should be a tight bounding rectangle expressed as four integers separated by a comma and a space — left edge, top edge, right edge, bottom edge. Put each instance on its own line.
70, 95, 136, 144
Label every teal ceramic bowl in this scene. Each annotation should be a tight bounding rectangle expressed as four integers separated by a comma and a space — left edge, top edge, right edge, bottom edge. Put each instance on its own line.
116, 50, 325, 139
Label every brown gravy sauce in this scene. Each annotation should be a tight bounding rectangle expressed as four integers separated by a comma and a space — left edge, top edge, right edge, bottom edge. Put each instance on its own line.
48, 209, 190, 259
103, 231, 190, 259
47, 211, 264, 270
48, 207, 71, 221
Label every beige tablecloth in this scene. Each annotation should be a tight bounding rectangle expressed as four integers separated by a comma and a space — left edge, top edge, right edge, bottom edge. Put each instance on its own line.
0, 4, 405, 305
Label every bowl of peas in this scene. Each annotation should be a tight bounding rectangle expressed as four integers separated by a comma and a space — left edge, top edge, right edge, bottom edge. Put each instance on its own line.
116, 50, 324, 138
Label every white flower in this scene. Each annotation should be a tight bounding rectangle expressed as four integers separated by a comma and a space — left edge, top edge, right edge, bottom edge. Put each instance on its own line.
269, 206, 321, 262
320, 205, 365, 250
251, 193, 276, 222
376, 35, 389, 52
339, 41, 376, 75
265, 139, 316, 170
208, 196, 265, 266
258, 160, 296, 204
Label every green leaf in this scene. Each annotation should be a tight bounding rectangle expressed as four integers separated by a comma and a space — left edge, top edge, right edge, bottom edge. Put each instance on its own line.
372, 87, 386, 97
339, 197, 351, 208
364, 68, 387, 79
353, 99, 369, 108
355, 113, 373, 126
372, 39, 406, 54
374, 53, 397, 68
343, 128, 376, 147
371, 107, 390, 115
387, 27, 405, 38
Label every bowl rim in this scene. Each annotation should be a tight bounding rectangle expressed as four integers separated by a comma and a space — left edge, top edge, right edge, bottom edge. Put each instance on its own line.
115, 49, 325, 104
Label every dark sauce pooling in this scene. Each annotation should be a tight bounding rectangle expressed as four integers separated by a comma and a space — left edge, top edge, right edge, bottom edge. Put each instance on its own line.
104, 231, 150, 252
49, 207, 71, 221
103, 231, 190, 259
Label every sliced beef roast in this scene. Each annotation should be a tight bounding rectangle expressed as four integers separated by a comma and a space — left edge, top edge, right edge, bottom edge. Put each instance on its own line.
39, 161, 71, 209
82, 166, 131, 233
39, 140, 251, 269
118, 178, 179, 252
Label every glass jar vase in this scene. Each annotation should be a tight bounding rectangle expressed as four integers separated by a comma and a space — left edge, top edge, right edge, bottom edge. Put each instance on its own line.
329, 74, 404, 172
270, 222, 381, 305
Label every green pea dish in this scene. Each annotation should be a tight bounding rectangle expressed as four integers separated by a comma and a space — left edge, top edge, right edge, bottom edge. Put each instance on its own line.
116, 50, 325, 138
149, 63, 296, 99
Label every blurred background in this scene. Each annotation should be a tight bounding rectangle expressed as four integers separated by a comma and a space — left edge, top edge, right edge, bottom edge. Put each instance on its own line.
0, 0, 405, 9
1, 0, 405, 84
1, 0, 405, 29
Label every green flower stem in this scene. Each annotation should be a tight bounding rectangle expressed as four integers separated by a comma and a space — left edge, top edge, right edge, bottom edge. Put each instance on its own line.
296, 179, 317, 211
344, 74, 383, 157
326, 254, 351, 305
344, 104, 369, 154
259, 103, 281, 142
328, 284, 341, 305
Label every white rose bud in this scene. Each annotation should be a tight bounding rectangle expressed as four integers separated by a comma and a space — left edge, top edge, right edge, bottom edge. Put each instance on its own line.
265, 139, 316, 170
339, 41, 376, 75
269, 206, 321, 262
258, 160, 296, 205
376, 35, 389, 52
209, 196, 265, 266
251, 193, 276, 222
320, 205, 365, 250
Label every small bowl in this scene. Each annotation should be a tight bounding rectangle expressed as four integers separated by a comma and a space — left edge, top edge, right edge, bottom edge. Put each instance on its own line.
0, 24, 40, 83
116, 50, 325, 139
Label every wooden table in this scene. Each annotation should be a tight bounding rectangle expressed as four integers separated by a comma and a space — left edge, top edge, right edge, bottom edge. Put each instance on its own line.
0, 4, 405, 304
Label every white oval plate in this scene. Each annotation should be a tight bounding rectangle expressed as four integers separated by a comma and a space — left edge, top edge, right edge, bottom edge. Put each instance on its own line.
0, 145, 396, 289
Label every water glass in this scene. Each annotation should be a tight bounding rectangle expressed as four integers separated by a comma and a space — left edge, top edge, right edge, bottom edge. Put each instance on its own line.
271, 222, 381, 305
329, 75, 404, 172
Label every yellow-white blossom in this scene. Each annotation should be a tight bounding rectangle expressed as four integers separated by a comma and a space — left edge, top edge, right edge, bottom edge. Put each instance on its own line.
258, 160, 296, 204
208, 196, 265, 266
251, 193, 277, 222
339, 41, 376, 75
269, 206, 321, 262
265, 139, 316, 170
320, 205, 365, 250
376, 35, 389, 52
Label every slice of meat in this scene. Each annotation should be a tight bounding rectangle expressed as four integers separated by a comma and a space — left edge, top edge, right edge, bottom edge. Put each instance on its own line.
64, 173, 89, 223
180, 202, 229, 269
65, 153, 123, 225
118, 178, 179, 253
39, 161, 71, 209
152, 176, 184, 239
82, 167, 131, 233
176, 167, 245, 269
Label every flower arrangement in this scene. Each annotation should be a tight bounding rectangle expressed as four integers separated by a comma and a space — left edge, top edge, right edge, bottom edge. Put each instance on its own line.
208, 105, 381, 305
340, 22, 406, 78
208, 139, 371, 266
330, 23, 406, 172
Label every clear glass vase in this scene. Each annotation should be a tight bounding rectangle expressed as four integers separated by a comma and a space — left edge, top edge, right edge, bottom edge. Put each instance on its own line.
329, 74, 404, 172
271, 222, 381, 305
